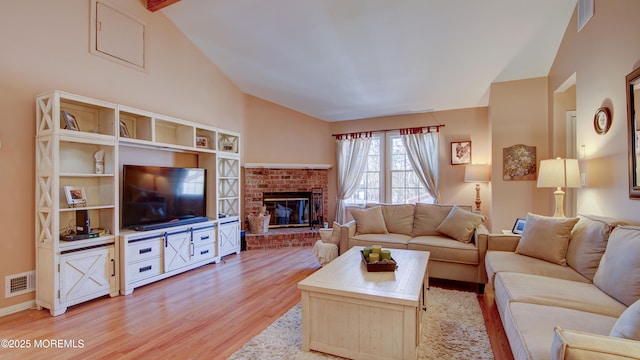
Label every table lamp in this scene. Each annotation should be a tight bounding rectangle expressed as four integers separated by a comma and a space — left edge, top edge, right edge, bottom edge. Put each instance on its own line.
464, 164, 491, 212
537, 158, 581, 217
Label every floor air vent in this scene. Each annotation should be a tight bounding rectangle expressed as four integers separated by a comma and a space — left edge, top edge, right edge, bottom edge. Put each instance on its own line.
5, 271, 35, 298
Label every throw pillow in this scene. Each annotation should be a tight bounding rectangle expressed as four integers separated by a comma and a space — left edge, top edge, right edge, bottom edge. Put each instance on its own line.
328, 222, 341, 245
435, 206, 485, 243
350, 206, 388, 235
344, 205, 363, 223
514, 213, 579, 265
413, 204, 456, 236
345, 204, 377, 223
566, 214, 623, 281
594, 226, 640, 307
610, 299, 640, 340
381, 204, 415, 236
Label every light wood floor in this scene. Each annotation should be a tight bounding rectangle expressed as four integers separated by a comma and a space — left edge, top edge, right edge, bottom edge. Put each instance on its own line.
0, 247, 513, 360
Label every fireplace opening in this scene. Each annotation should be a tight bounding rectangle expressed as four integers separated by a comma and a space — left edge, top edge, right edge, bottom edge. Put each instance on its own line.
263, 192, 311, 228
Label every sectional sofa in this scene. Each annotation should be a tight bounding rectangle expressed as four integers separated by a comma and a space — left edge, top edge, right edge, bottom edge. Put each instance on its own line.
485, 213, 640, 359
338, 203, 489, 292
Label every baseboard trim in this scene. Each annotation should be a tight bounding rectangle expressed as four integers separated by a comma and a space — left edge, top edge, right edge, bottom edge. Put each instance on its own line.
0, 300, 36, 317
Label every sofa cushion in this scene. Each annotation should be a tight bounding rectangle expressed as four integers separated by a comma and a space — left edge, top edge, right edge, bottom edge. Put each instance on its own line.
349, 233, 411, 249
515, 213, 579, 265
504, 302, 618, 360
435, 206, 485, 243
494, 272, 626, 318
594, 225, 640, 307
485, 251, 590, 288
381, 204, 415, 236
409, 236, 478, 265
566, 214, 623, 281
350, 206, 388, 235
413, 204, 455, 236
551, 327, 640, 360
610, 299, 640, 340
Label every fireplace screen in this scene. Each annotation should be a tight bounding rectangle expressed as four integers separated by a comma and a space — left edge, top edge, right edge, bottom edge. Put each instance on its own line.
263, 192, 311, 228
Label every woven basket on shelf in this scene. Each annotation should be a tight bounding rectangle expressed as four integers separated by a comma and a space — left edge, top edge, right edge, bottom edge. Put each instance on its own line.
248, 214, 270, 234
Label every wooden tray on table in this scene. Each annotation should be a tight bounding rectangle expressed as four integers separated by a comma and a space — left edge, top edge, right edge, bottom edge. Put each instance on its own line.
360, 250, 398, 272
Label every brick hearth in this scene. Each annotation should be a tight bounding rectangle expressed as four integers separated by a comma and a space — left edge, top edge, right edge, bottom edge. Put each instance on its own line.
245, 227, 320, 250
243, 166, 329, 249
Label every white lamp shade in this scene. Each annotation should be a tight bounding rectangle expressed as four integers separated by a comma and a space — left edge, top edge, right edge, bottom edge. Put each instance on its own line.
464, 164, 491, 183
537, 158, 581, 188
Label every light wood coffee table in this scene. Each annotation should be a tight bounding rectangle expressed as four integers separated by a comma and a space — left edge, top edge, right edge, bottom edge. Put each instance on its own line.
298, 246, 429, 360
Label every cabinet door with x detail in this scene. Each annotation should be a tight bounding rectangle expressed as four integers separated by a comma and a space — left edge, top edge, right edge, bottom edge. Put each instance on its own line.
164, 230, 192, 272
59, 246, 116, 308
218, 220, 240, 257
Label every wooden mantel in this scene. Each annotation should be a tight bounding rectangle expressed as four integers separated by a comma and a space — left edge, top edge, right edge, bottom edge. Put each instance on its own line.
146, 0, 181, 12
243, 163, 332, 170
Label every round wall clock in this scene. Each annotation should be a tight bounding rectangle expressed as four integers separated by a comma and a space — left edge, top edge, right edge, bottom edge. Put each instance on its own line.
594, 107, 612, 135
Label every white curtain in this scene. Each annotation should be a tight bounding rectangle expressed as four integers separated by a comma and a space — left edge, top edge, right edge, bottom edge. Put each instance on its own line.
335, 135, 372, 224
400, 130, 440, 203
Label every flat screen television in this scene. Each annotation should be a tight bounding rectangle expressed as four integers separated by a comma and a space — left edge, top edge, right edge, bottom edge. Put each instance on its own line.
122, 165, 207, 229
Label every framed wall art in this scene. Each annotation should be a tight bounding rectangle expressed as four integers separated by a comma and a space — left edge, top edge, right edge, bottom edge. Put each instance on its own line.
451, 141, 471, 165
503, 144, 537, 181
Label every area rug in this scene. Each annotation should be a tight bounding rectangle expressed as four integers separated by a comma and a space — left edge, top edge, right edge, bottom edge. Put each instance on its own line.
228, 287, 494, 359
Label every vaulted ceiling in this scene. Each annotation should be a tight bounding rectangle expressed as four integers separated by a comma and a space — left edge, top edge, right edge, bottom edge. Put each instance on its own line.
159, 1, 577, 121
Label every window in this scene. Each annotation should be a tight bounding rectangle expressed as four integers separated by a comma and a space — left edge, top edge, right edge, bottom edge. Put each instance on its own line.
346, 133, 434, 205
347, 135, 382, 204
389, 135, 433, 204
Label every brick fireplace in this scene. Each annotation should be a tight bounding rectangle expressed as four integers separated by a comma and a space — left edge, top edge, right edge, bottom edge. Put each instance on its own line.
243, 165, 330, 250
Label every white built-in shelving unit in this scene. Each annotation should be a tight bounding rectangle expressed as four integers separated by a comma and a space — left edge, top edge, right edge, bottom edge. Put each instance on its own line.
35, 90, 241, 315
35, 91, 120, 316
216, 131, 241, 258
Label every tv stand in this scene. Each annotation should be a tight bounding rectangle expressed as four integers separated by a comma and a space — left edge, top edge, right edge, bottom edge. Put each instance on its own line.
120, 220, 218, 295
130, 217, 209, 231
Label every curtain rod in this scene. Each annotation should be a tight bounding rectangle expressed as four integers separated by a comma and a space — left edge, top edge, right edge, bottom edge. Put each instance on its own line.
331, 124, 445, 138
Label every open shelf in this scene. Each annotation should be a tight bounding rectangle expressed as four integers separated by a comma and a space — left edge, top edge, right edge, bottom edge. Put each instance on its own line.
119, 107, 153, 142
217, 131, 240, 154
59, 235, 116, 252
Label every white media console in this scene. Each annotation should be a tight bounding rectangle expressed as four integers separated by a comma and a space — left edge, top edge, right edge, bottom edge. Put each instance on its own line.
120, 220, 217, 295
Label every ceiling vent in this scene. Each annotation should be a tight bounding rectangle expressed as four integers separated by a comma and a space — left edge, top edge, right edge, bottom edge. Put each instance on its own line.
5, 271, 35, 298
577, 0, 594, 32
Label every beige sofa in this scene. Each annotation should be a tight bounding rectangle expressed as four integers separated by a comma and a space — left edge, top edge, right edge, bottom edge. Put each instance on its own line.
338, 203, 489, 293
485, 213, 640, 360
